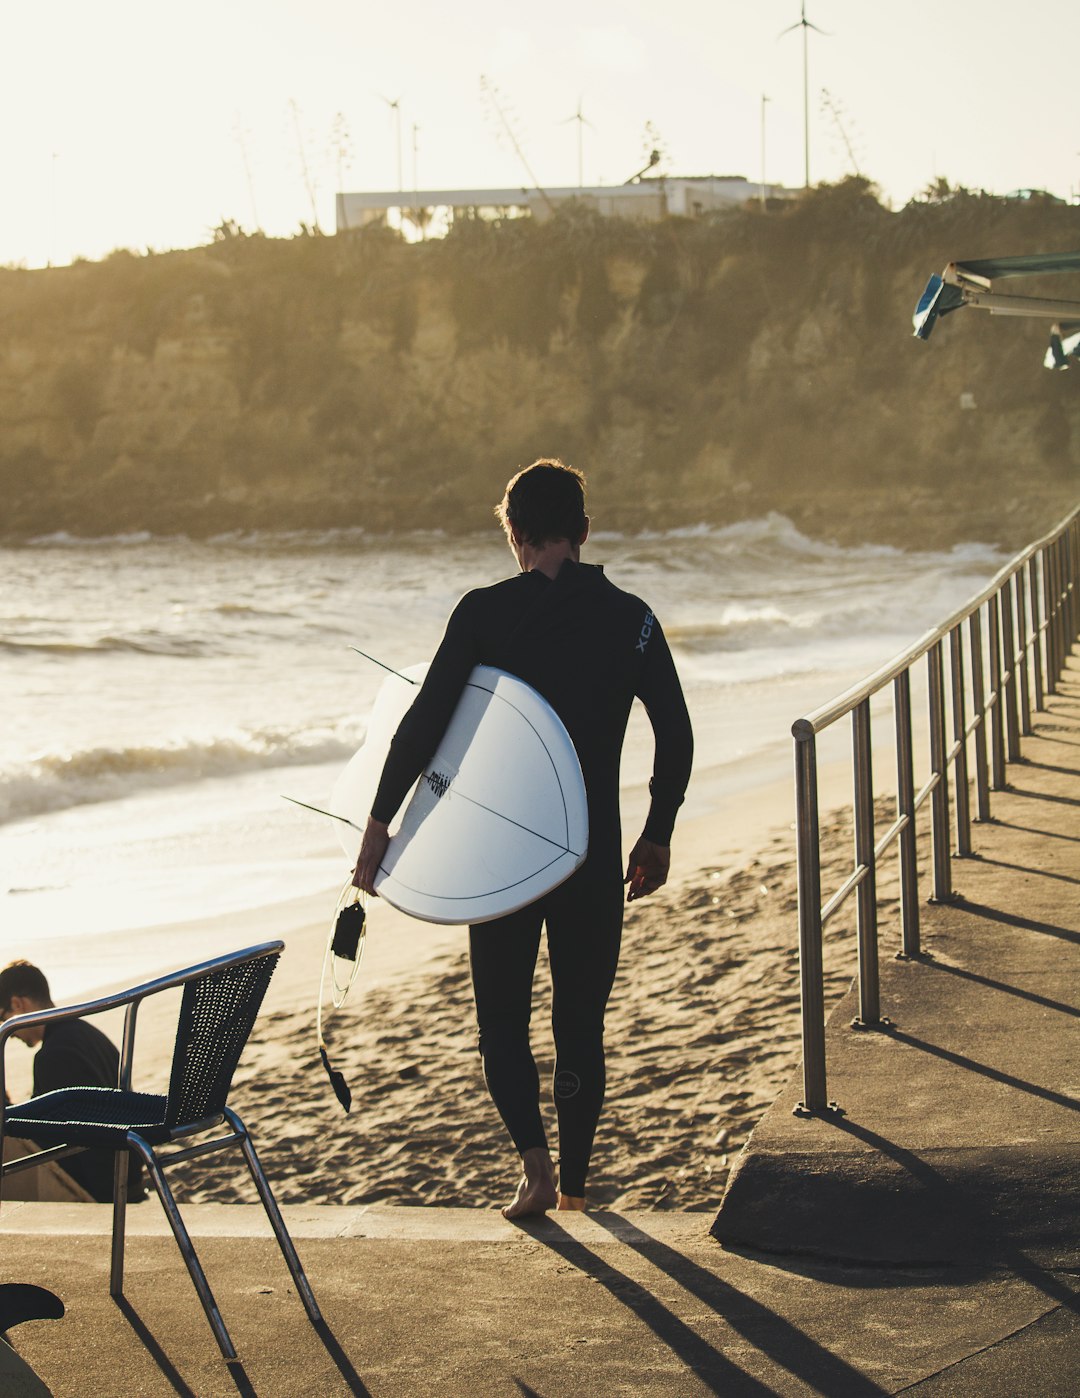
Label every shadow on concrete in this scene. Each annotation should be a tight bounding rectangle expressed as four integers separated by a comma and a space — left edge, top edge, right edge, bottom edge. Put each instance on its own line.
1006, 786, 1080, 808
927, 959, 1080, 1018
996, 821, 1080, 845
114, 1298, 370, 1396
312, 1319, 371, 1396
516, 1215, 772, 1396
976, 854, 1080, 886
959, 901, 1080, 945
594, 1214, 889, 1396
826, 1116, 1080, 1311
524, 1214, 889, 1397
1019, 759, 1080, 779
889, 1028, 1080, 1113
114, 1297, 198, 1397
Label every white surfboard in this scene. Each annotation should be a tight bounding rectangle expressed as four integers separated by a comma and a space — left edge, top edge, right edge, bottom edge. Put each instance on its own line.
332, 665, 588, 925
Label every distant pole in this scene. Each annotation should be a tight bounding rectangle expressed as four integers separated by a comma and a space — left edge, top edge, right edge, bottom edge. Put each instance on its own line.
802, 12, 810, 187
378, 95, 403, 193
760, 95, 770, 209
49, 151, 59, 266
412, 123, 423, 240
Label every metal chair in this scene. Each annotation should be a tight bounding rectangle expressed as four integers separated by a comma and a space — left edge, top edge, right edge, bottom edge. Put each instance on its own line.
0, 941, 323, 1361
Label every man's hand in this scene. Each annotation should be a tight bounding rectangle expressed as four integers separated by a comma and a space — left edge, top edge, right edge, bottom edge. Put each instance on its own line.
624, 837, 670, 902
352, 817, 390, 894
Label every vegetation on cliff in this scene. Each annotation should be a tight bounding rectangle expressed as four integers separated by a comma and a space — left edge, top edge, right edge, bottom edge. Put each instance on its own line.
1, 180, 1077, 544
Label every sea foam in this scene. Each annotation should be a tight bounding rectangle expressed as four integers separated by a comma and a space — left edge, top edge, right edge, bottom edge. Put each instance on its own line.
0, 724, 360, 826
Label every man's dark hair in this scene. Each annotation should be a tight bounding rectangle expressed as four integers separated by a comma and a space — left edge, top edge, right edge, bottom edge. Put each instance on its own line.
0, 960, 52, 1012
495, 459, 588, 547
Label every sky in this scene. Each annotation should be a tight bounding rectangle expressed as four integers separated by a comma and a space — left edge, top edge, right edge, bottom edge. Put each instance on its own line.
2, 0, 1079, 267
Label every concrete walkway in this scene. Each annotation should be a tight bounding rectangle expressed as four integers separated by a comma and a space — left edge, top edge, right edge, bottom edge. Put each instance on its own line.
2, 663, 1078, 1396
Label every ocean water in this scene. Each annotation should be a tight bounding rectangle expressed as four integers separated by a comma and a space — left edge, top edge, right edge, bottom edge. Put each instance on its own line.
0, 516, 1007, 990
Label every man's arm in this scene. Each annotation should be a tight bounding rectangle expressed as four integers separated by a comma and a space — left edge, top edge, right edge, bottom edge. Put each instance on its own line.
628, 616, 693, 900
353, 595, 479, 892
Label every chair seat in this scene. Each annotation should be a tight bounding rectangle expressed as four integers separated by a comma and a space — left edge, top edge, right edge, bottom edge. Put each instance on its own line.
5, 1088, 173, 1147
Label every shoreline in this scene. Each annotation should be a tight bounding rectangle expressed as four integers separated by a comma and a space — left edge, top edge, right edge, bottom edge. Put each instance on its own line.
3, 486, 1073, 556
4, 761, 876, 1204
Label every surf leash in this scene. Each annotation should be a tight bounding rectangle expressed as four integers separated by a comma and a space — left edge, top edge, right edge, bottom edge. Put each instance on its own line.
317, 880, 367, 1113
281, 795, 363, 830
350, 646, 419, 684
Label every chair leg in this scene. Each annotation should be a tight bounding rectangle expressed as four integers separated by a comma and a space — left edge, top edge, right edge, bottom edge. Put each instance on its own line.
109, 1148, 129, 1297
223, 1108, 323, 1326
127, 1135, 239, 1362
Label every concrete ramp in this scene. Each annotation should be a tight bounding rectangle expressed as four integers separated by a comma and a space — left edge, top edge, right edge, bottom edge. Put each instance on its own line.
714, 666, 1080, 1270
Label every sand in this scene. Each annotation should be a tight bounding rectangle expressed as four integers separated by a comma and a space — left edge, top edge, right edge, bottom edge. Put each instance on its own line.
1, 746, 904, 1215
159, 782, 886, 1215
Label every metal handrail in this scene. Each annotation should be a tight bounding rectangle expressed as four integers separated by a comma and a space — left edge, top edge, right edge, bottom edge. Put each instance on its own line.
791, 504, 1080, 1113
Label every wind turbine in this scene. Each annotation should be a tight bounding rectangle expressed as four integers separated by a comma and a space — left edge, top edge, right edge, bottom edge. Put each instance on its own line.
561, 97, 594, 189
780, 2, 829, 189
377, 94, 404, 193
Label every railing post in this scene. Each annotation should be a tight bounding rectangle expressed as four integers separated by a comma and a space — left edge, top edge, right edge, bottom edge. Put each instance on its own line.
927, 641, 952, 901
968, 609, 991, 822
1015, 564, 1033, 735
851, 700, 880, 1026
1001, 575, 1021, 761
1051, 540, 1065, 686
1043, 543, 1057, 696
793, 722, 828, 1113
894, 670, 920, 957
988, 596, 1007, 789
949, 625, 971, 854
1029, 555, 1044, 714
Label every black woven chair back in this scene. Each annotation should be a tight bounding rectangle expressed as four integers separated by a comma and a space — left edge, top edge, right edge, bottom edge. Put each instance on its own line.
165, 951, 279, 1128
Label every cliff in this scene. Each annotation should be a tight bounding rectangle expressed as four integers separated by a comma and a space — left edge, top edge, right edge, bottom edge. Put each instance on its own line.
2, 180, 1078, 547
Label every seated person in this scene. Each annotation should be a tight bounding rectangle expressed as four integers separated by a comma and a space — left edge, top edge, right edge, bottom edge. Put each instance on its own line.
0, 961, 143, 1203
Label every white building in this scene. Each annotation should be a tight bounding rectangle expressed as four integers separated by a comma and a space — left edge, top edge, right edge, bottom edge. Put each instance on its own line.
335, 175, 797, 234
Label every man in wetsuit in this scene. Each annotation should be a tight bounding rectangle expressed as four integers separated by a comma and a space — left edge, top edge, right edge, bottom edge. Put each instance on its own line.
353, 460, 693, 1217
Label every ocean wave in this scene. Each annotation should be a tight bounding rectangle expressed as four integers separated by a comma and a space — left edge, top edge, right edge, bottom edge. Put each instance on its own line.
665, 604, 814, 652
22, 530, 180, 548
209, 603, 296, 619
0, 725, 361, 826
0, 632, 211, 659
607, 513, 1009, 573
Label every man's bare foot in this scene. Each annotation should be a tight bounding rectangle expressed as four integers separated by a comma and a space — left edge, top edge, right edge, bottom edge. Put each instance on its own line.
502, 1147, 558, 1219
557, 1194, 586, 1211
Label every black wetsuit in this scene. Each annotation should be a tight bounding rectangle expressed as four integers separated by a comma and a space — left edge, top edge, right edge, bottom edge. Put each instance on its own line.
372, 559, 693, 1195
33, 1019, 143, 1203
